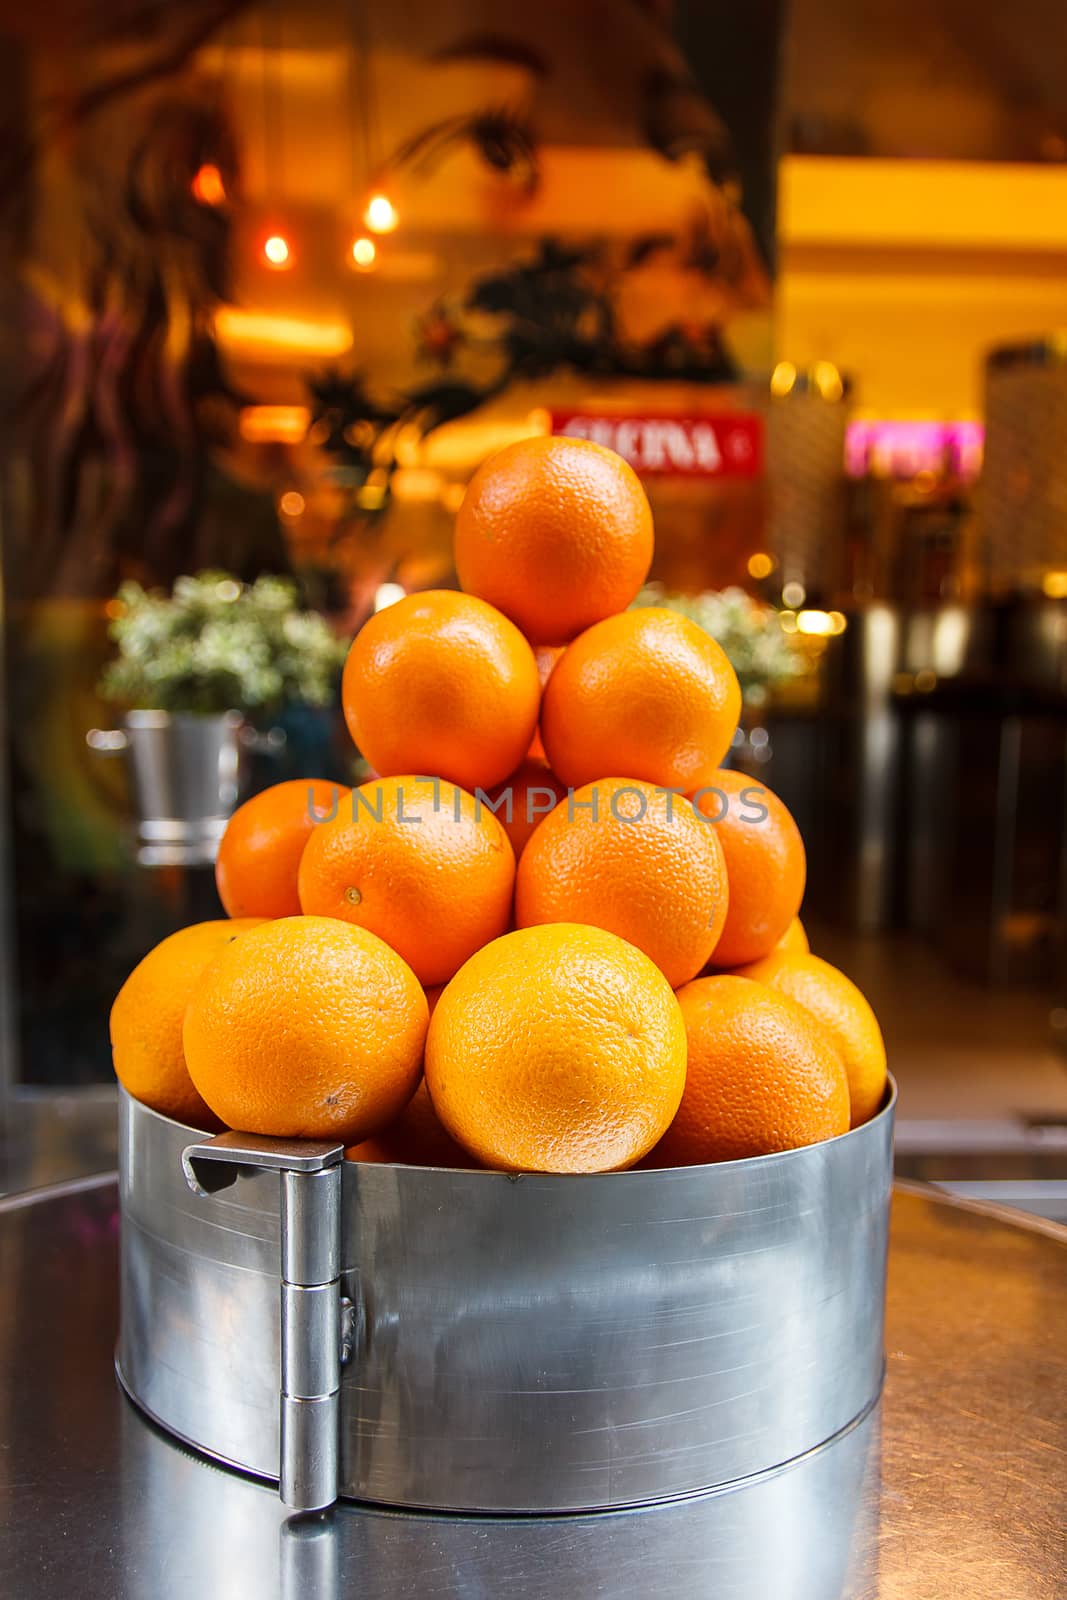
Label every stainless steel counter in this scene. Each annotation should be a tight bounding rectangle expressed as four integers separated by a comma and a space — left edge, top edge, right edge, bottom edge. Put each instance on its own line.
0, 1178, 1063, 1598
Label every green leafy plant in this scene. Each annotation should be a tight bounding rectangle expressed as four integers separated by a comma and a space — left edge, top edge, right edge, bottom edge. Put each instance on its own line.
99, 572, 348, 716
633, 584, 801, 707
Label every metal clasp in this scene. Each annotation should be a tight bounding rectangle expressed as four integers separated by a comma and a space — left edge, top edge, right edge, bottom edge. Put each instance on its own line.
182, 1132, 345, 1512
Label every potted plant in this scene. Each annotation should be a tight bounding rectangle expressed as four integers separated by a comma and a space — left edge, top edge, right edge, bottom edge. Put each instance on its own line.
91, 572, 347, 861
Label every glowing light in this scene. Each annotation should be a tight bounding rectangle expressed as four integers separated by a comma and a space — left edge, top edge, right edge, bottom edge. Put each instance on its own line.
357, 484, 388, 511
263, 234, 291, 268
845, 420, 985, 482
747, 552, 774, 580
813, 360, 844, 402
526, 408, 553, 436
280, 491, 306, 518
216, 580, 241, 602
363, 193, 398, 233
1043, 569, 1067, 599
914, 669, 937, 692
770, 361, 797, 398
216, 309, 352, 357
239, 406, 311, 443
796, 609, 835, 636
441, 482, 467, 514
192, 163, 226, 206
782, 581, 806, 608
374, 582, 406, 612
828, 611, 848, 635
351, 236, 377, 268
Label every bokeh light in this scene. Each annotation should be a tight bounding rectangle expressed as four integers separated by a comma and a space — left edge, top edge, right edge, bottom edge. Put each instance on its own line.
191, 163, 226, 206
363, 193, 398, 233
263, 234, 291, 268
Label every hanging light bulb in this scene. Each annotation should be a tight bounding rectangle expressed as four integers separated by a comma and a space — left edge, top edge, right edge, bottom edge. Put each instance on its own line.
263, 234, 292, 269
363, 193, 398, 233
351, 236, 377, 269
191, 163, 226, 206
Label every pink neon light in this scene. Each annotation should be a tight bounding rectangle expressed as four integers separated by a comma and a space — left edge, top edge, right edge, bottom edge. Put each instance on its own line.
845, 421, 984, 481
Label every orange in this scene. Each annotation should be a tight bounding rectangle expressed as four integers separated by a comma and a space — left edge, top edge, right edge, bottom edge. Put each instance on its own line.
110, 919, 265, 1126
183, 916, 427, 1142
650, 976, 850, 1166
692, 770, 806, 968
341, 590, 540, 791
345, 1080, 471, 1167
454, 436, 654, 643
487, 757, 567, 860
734, 953, 887, 1127
425, 924, 686, 1173
529, 644, 564, 760
541, 608, 741, 791
297, 777, 515, 986
516, 779, 729, 988
777, 917, 809, 955
216, 779, 344, 920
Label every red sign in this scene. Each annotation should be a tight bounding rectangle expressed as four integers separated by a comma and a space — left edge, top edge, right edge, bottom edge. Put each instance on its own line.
550, 411, 763, 478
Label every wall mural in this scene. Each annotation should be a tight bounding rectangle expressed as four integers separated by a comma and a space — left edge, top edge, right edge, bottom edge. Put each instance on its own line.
0, 0, 772, 598
0, 0, 776, 1086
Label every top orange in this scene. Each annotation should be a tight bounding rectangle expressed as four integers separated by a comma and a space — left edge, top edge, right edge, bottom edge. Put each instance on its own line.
454, 436, 654, 643
342, 590, 540, 792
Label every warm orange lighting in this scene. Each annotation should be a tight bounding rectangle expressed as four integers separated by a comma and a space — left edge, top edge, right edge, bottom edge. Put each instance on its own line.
351, 236, 377, 269
1043, 569, 1067, 599
263, 234, 291, 268
747, 552, 774, 580
440, 482, 466, 514
771, 361, 797, 398
192, 163, 226, 206
280, 490, 306, 518
363, 193, 398, 233
391, 468, 443, 503
796, 609, 846, 637
812, 360, 844, 402
217, 309, 352, 357
239, 405, 312, 443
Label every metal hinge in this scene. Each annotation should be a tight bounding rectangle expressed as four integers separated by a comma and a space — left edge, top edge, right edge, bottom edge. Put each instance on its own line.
181, 1131, 346, 1512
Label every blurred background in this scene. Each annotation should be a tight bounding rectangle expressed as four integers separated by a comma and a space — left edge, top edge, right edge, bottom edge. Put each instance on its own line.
2, 0, 1067, 1212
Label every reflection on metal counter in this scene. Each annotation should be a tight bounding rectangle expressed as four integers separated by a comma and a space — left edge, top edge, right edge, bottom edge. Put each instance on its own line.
1, 1177, 1064, 1598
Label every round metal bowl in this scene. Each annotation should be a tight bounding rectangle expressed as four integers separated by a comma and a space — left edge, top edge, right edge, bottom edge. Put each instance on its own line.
117, 1080, 895, 1515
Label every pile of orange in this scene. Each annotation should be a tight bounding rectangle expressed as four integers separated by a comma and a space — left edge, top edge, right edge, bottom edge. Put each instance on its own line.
111, 435, 888, 1173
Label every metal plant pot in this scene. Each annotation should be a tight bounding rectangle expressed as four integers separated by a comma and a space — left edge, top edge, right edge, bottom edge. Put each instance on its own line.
117, 1081, 895, 1517
88, 710, 245, 864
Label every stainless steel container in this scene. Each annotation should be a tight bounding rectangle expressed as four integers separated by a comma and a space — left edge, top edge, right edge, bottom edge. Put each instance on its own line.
88, 710, 244, 864
117, 1080, 895, 1516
